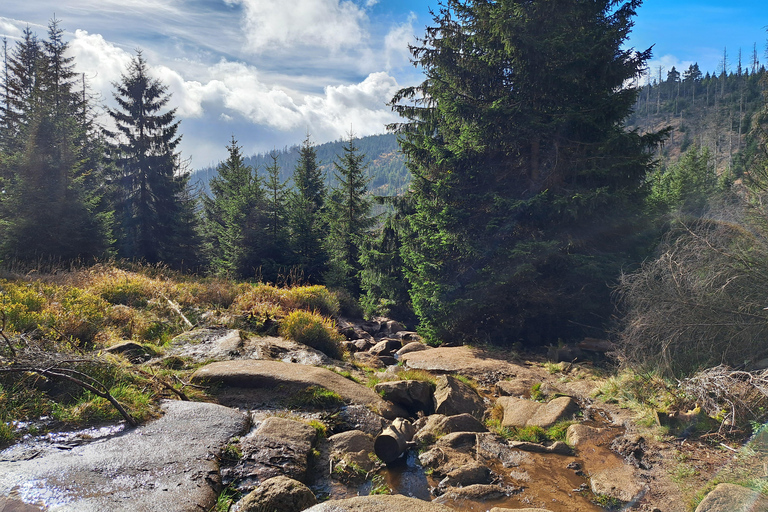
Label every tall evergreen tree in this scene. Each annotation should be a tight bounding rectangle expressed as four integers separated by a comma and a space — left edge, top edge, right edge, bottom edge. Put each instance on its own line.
0, 20, 111, 262
288, 134, 326, 281
203, 136, 264, 278
106, 51, 197, 267
262, 150, 290, 280
391, 0, 665, 345
324, 135, 374, 294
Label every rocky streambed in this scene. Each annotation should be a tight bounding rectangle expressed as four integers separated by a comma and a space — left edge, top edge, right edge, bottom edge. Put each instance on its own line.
1, 321, 765, 512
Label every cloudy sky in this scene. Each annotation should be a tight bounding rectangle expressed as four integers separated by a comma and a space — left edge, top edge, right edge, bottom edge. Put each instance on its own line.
1, 0, 767, 169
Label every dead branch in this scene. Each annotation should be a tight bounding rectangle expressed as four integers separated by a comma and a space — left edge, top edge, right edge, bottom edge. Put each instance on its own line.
135, 367, 189, 401
0, 311, 17, 357
0, 364, 138, 427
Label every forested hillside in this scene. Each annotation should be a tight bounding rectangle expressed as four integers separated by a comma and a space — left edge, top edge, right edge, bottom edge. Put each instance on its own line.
628, 59, 767, 176
191, 133, 409, 197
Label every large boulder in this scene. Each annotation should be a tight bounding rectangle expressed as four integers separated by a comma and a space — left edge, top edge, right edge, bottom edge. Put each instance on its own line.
231, 476, 317, 512
401, 346, 535, 381
0, 401, 248, 512
589, 465, 645, 503
433, 375, 485, 419
694, 483, 768, 512
413, 413, 487, 445
497, 396, 578, 428
166, 327, 244, 361
374, 380, 434, 416
329, 430, 377, 475
190, 359, 407, 419
228, 417, 317, 491
303, 494, 454, 511
369, 339, 402, 357
396, 341, 430, 357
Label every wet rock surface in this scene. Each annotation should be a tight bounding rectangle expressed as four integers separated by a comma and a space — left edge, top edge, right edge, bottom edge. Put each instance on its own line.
226, 416, 318, 492
0, 401, 248, 512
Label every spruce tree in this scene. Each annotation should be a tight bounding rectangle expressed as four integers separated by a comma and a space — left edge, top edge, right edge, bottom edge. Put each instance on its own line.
392, 0, 665, 345
262, 151, 290, 280
0, 20, 111, 262
203, 136, 264, 278
324, 135, 374, 295
106, 51, 197, 267
288, 134, 326, 281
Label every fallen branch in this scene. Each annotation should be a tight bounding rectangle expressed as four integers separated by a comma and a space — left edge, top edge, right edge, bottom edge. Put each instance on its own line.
0, 311, 17, 357
163, 296, 193, 330
0, 364, 138, 427
135, 367, 189, 401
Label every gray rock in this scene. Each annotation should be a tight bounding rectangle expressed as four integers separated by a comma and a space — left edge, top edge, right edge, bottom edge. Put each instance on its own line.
433, 375, 485, 419
413, 413, 487, 445
497, 397, 542, 428
338, 405, 387, 437
232, 476, 316, 512
104, 341, 152, 363
489, 508, 554, 512
435, 484, 510, 501
303, 494, 453, 511
565, 424, 610, 447
190, 359, 407, 419
232, 417, 317, 490
167, 327, 244, 361
353, 351, 388, 369
507, 441, 572, 455
329, 430, 376, 473
589, 465, 645, 503
395, 331, 422, 342
374, 380, 434, 415
694, 483, 768, 512
439, 462, 492, 487
0, 401, 248, 512
396, 341, 429, 357
495, 379, 534, 397
498, 396, 578, 428
369, 339, 402, 357
528, 396, 578, 428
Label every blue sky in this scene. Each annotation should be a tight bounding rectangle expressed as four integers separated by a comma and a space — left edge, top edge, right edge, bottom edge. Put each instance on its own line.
1, 0, 767, 168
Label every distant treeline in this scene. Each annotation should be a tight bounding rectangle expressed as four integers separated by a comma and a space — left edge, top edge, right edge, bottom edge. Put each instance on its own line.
191, 133, 409, 198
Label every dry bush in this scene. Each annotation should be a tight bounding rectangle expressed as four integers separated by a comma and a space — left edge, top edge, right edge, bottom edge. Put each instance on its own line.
681, 365, 768, 432
615, 204, 768, 377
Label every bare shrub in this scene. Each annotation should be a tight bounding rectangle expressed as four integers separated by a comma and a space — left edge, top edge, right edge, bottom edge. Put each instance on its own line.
615, 203, 768, 377
681, 365, 768, 432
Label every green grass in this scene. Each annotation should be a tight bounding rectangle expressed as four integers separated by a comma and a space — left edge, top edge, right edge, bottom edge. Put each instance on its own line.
279, 310, 344, 359
530, 382, 545, 401
287, 386, 345, 409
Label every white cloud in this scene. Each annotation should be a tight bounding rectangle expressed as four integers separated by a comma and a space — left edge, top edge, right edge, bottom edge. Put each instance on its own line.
384, 13, 416, 71
299, 71, 400, 139
69, 30, 133, 97
643, 54, 695, 84
225, 0, 368, 53
0, 18, 23, 39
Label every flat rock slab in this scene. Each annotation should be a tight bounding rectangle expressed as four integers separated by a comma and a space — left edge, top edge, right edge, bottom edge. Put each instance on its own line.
401, 346, 535, 380
304, 494, 454, 511
498, 396, 578, 428
694, 483, 768, 512
0, 401, 248, 512
191, 359, 405, 419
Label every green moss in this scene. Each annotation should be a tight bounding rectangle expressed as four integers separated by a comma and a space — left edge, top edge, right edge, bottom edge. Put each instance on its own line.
287, 386, 345, 409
